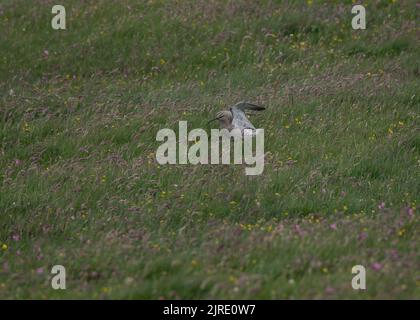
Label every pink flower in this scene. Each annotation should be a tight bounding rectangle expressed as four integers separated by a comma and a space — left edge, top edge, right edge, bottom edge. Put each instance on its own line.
378, 202, 385, 210
406, 207, 414, 218
329, 223, 337, 230
36, 267, 44, 274
294, 224, 304, 237
12, 234, 20, 242
371, 263, 383, 271
14, 159, 21, 166
358, 232, 368, 241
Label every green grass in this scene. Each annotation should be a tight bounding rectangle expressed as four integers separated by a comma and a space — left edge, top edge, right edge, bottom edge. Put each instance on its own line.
0, 0, 419, 299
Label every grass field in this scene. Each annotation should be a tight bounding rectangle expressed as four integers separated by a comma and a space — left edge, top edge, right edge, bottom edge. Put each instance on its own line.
0, 0, 419, 299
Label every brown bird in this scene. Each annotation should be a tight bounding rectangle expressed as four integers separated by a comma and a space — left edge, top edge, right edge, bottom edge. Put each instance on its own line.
208, 101, 265, 135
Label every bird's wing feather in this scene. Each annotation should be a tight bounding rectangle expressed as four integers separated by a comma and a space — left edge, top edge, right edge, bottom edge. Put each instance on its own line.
231, 106, 256, 130
230, 102, 265, 130
233, 101, 265, 112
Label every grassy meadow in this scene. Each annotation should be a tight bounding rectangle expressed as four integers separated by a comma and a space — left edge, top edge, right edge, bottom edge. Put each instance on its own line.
0, 0, 419, 299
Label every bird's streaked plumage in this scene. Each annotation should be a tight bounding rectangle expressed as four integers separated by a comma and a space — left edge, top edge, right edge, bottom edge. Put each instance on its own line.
208, 101, 265, 135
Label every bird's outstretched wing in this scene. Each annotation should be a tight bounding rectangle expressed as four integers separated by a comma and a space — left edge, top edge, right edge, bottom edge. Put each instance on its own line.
233, 101, 265, 112
230, 102, 265, 130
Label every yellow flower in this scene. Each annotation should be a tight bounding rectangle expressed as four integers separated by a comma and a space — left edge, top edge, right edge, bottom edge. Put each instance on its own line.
2, 244, 8, 250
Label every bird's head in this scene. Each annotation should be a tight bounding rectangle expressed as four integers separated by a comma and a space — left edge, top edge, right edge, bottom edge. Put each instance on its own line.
208, 110, 233, 126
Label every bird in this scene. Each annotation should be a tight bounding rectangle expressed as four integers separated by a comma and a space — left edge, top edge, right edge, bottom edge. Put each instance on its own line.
208, 101, 265, 136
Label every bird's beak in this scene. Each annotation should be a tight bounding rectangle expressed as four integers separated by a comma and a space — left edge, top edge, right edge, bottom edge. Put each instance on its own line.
207, 116, 221, 124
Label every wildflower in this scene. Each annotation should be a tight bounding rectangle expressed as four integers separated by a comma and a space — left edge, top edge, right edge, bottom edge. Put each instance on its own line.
22, 122, 30, 132
358, 232, 368, 241
1, 244, 7, 251
406, 207, 414, 217
371, 263, 383, 271
294, 224, 304, 237
378, 202, 385, 210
